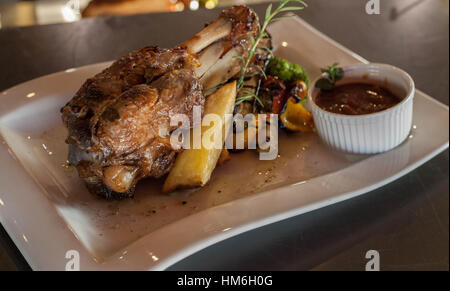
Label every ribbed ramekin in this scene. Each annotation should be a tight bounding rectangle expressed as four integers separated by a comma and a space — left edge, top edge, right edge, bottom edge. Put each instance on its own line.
308, 63, 415, 154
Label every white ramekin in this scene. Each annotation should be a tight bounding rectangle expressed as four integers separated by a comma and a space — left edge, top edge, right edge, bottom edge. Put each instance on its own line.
308, 63, 414, 154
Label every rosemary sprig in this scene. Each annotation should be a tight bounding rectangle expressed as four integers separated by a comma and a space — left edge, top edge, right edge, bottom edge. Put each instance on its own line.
235, 0, 308, 103
236, 89, 264, 106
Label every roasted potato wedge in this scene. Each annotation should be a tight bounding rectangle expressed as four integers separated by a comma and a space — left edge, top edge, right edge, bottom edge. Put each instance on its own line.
162, 81, 237, 193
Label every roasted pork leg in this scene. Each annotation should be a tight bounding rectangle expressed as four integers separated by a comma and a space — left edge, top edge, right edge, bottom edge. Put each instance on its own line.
61, 6, 259, 199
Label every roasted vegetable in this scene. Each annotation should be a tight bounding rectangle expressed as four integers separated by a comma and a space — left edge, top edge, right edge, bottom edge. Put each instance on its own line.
280, 97, 314, 133
260, 76, 287, 114
290, 80, 308, 101
266, 56, 309, 85
235, 76, 260, 114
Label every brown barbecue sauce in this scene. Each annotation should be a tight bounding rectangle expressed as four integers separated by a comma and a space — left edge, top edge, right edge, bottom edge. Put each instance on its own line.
316, 83, 403, 115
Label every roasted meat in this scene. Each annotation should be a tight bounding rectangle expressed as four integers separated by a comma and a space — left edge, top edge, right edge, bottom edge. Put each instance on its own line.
61, 6, 259, 199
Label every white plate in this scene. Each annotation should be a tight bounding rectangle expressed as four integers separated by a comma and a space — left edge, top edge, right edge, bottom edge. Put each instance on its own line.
0, 16, 448, 270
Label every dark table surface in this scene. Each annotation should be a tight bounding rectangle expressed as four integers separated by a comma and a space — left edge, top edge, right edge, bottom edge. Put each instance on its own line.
0, 0, 448, 271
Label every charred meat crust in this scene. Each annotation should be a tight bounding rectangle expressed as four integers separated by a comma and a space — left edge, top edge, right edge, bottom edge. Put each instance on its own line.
222, 5, 259, 45
61, 46, 194, 148
61, 46, 203, 198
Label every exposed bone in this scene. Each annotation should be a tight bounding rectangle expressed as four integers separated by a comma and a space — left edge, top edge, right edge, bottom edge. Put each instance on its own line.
194, 41, 226, 78
200, 45, 244, 90
187, 6, 260, 92
181, 17, 232, 54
